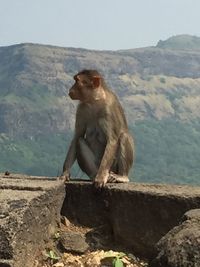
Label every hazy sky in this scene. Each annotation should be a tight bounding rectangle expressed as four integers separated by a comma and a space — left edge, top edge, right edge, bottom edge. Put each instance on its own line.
0, 0, 200, 50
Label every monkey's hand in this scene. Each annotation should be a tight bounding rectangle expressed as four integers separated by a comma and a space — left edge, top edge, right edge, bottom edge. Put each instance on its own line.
58, 171, 70, 183
93, 171, 109, 188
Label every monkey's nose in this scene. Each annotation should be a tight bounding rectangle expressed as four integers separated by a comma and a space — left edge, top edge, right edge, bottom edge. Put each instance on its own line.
69, 91, 75, 99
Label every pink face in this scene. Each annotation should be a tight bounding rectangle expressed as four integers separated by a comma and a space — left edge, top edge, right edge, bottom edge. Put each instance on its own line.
68, 74, 100, 102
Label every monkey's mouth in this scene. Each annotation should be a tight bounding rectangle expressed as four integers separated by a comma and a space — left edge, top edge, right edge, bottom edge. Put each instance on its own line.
69, 92, 76, 99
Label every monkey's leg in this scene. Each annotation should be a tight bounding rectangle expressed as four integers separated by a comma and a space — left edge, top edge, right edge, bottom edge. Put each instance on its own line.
109, 132, 134, 183
108, 172, 129, 183
77, 137, 98, 179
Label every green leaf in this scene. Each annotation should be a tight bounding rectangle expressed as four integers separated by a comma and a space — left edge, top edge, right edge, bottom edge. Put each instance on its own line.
49, 250, 55, 258
48, 250, 60, 260
113, 257, 124, 267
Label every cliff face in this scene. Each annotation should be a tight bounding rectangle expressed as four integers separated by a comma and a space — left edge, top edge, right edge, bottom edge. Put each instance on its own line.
1, 41, 200, 137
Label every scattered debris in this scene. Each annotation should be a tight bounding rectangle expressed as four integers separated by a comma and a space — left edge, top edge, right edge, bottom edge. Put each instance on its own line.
59, 231, 89, 254
36, 250, 148, 267
54, 250, 148, 267
4, 171, 10, 176
35, 217, 148, 267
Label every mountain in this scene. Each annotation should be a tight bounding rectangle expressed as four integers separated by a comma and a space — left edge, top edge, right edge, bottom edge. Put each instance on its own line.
157, 34, 200, 51
1, 35, 200, 184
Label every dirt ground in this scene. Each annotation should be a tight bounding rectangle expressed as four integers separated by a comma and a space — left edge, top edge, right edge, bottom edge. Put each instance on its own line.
34, 217, 148, 267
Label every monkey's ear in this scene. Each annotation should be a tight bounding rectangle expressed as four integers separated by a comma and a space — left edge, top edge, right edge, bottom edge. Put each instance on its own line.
92, 76, 100, 88
74, 74, 80, 81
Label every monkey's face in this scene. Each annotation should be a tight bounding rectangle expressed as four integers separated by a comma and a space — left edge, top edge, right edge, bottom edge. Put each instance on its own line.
69, 74, 100, 102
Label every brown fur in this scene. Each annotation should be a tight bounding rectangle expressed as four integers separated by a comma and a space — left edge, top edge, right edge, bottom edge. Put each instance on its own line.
60, 70, 134, 188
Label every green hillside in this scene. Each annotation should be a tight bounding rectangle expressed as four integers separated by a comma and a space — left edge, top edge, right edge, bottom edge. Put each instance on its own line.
1, 36, 200, 185
1, 119, 200, 185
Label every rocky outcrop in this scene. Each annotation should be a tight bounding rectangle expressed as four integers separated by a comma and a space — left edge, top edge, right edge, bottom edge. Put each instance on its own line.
0, 174, 65, 267
150, 209, 200, 267
61, 181, 200, 259
1, 175, 200, 266
59, 231, 89, 254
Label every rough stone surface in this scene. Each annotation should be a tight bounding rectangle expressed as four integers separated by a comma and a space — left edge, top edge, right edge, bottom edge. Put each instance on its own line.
150, 209, 200, 267
0, 174, 65, 267
59, 231, 89, 254
61, 182, 200, 259
1, 176, 200, 266
61, 181, 109, 227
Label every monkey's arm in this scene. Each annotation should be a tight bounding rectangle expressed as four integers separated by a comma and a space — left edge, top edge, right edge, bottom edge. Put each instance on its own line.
60, 105, 86, 180
62, 139, 77, 178
94, 139, 118, 187
94, 117, 119, 187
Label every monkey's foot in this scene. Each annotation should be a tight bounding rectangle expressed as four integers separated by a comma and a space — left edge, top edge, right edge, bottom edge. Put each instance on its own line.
93, 172, 110, 188
58, 173, 70, 184
108, 172, 129, 183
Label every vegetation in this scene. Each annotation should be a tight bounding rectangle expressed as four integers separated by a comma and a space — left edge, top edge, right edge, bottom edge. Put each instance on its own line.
43, 249, 60, 264
1, 119, 200, 186
0, 133, 71, 177
1, 40, 200, 186
131, 119, 200, 185
103, 251, 126, 267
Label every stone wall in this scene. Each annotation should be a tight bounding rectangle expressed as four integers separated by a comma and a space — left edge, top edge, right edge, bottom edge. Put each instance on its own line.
0, 174, 65, 267
61, 182, 200, 260
1, 175, 200, 267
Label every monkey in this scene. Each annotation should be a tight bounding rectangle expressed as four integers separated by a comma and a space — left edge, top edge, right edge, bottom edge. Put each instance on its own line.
60, 69, 134, 188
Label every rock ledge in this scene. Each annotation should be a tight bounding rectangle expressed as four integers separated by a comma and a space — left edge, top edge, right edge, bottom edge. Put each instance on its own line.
0, 174, 65, 267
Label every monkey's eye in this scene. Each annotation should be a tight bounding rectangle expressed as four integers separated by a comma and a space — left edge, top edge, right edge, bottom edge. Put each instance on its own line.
75, 79, 81, 85
82, 80, 88, 85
